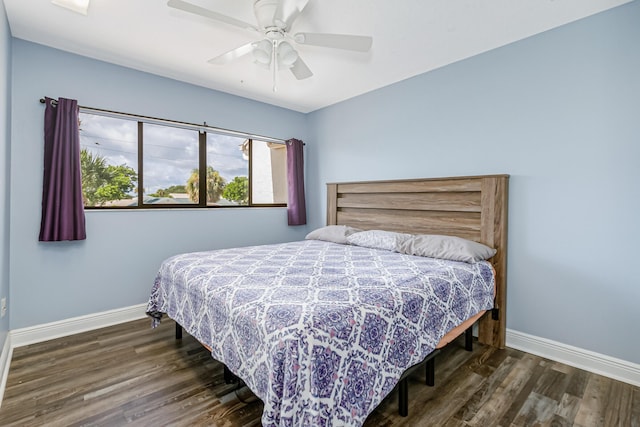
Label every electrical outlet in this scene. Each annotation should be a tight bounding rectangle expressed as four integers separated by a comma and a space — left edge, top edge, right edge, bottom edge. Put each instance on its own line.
0, 297, 6, 318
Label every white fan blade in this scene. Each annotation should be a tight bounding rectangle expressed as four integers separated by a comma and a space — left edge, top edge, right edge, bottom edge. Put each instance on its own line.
294, 33, 372, 52
168, 0, 258, 32
274, 0, 309, 30
290, 56, 313, 80
207, 43, 254, 65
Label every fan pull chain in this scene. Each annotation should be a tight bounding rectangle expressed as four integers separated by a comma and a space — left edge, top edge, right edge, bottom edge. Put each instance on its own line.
272, 40, 278, 93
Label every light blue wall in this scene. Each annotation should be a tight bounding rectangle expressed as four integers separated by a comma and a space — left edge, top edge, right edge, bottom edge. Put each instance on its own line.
307, 2, 640, 364
9, 40, 309, 329
0, 0, 11, 350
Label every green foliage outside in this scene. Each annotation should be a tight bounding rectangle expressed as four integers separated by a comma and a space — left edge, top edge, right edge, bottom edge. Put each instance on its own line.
148, 189, 172, 198
186, 166, 227, 203
223, 176, 249, 205
80, 149, 137, 206
149, 185, 187, 198
164, 185, 187, 193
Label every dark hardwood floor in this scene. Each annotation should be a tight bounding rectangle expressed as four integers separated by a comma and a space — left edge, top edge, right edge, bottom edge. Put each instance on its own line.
1, 318, 638, 426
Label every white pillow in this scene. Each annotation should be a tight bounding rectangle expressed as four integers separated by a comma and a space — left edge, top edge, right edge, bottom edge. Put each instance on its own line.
397, 234, 496, 263
305, 225, 362, 245
347, 230, 412, 252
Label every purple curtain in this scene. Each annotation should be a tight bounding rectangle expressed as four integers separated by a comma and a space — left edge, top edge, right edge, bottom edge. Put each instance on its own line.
286, 138, 306, 226
39, 97, 86, 242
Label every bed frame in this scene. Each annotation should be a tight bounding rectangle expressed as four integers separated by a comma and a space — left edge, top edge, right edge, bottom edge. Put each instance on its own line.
326, 174, 509, 349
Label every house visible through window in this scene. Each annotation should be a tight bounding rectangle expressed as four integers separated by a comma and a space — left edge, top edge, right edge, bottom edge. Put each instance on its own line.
78, 111, 287, 208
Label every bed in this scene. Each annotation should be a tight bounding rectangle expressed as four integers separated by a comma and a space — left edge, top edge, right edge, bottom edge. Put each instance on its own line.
146, 174, 509, 426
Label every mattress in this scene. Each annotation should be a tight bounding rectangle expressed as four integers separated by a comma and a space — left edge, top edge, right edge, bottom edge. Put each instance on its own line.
146, 239, 496, 426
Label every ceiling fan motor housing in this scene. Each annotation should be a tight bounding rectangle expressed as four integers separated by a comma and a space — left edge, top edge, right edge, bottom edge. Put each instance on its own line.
254, 0, 281, 31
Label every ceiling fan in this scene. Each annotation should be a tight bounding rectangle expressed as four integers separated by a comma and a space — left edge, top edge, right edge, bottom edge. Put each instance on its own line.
167, 0, 373, 91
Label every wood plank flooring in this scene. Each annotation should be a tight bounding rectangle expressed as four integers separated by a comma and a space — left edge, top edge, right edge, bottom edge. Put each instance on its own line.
1, 318, 638, 426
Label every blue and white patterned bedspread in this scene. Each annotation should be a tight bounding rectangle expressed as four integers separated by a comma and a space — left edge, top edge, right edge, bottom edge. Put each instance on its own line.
146, 240, 495, 426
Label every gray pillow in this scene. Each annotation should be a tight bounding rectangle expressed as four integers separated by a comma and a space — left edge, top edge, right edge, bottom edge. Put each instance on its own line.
305, 225, 362, 245
347, 230, 412, 252
397, 234, 497, 263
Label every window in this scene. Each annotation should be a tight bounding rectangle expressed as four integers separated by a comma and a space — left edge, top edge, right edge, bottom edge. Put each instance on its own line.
143, 123, 199, 205
207, 133, 248, 206
79, 113, 138, 207
78, 111, 287, 209
251, 140, 287, 204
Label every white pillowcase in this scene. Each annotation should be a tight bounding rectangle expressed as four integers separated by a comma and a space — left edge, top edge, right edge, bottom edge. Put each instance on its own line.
346, 230, 412, 252
305, 225, 362, 245
397, 234, 497, 263
310, 226, 497, 263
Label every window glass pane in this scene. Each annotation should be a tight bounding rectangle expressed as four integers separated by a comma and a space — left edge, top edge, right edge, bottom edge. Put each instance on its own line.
79, 112, 138, 207
251, 140, 287, 204
143, 123, 199, 205
206, 134, 248, 206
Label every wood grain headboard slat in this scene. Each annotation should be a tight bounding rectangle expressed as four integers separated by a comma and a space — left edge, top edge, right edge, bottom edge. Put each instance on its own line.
326, 174, 509, 349
336, 178, 482, 193
337, 192, 481, 212
337, 209, 481, 239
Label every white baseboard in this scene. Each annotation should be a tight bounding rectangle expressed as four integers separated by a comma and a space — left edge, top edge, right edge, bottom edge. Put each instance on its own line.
0, 332, 12, 409
507, 328, 640, 387
10, 303, 148, 348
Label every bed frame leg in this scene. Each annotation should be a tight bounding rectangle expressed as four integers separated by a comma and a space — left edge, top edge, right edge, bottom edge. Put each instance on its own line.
426, 357, 435, 386
175, 322, 182, 340
224, 365, 239, 384
398, 378, 408, 417
465, 326, 473, 351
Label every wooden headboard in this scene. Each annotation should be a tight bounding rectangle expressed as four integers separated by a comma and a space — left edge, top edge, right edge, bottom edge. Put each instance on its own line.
326, 174, 509, 349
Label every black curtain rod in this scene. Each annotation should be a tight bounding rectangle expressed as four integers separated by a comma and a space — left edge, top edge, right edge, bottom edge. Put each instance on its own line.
38, 98, 292, 145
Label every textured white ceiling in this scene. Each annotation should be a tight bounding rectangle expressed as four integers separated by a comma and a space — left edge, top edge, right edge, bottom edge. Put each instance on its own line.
3, 0, 632, 112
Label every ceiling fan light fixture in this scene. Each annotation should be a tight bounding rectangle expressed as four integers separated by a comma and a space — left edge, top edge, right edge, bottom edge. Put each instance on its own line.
252, 39, 273, 65
51, 0, 90, 15
278, 42, 298, 67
